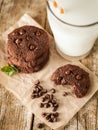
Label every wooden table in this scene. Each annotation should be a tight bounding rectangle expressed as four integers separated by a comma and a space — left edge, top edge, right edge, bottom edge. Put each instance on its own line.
0, 0, 98, 130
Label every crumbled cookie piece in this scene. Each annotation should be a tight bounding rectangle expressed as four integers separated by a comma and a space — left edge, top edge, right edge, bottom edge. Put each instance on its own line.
51, 64, 90, 98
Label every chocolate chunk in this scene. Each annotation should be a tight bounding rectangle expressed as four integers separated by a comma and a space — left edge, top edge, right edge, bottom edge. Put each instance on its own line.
37, 123, 44, 129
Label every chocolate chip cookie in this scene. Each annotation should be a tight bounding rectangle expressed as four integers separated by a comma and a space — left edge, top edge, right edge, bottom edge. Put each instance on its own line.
51, 64, 90, 98
7, 25, 49, 73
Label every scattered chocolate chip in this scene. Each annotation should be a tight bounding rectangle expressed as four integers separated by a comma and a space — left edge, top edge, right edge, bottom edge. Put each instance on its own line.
44, 103, 50, 108
42, 112, 59, 123
40, 103, 44, 108
41, 89, 47, 94
63, 92, 68, 96
34, 80, 40, 85
54, 112, 59, 117
53, 104, 58, 112
51, 99, 56, 104
42, 112, 47, 117
31, 81, 47, 99
29, 44, 36, 50
37, 123, 45, 129
19, 29, 26, 35
50, 88, 56, 93
44, 94, 50, 100
76, 74, 82, 80
39, 91, 43, 97
42, 97, 47, 102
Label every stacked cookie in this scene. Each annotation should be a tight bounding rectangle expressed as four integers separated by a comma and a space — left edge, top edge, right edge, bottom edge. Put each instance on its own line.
7, 25, 49, 73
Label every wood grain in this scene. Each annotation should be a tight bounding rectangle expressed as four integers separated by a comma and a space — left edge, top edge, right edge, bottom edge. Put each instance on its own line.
0, 0, 98, 130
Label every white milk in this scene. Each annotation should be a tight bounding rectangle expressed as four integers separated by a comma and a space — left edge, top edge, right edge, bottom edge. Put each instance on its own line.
47, 0, 98, 59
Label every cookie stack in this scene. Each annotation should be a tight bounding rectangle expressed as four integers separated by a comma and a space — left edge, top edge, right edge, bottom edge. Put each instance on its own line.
7, 25, 49, 73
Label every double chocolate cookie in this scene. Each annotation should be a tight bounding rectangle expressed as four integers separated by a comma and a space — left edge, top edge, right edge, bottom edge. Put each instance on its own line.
51, 64, 90, 98
7, 25, 49, 73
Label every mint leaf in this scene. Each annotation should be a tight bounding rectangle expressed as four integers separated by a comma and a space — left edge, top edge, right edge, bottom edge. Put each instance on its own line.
1, 65, 19, 76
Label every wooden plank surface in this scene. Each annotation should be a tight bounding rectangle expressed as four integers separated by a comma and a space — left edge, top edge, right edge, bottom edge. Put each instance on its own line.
0, 0, 98, 130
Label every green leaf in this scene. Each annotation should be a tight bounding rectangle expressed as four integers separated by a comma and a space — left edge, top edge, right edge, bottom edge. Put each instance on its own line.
1, 65, 19, 76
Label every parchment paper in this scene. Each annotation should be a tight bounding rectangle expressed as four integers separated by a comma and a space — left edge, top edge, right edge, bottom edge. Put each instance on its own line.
0, 14, 98, 129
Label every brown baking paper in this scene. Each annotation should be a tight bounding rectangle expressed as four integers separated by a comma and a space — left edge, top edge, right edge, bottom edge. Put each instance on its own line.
0, 14, 98, 129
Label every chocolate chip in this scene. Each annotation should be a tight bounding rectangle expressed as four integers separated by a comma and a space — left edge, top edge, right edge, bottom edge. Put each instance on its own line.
61, 78, 66, 85
15, 39, 22, 44
56, 76, 62, 84
50, 94, 54, 100
38, 91, 43, 97
38, 85, 43, 91
42, 97, 47, 102
26, 36, 31, 41
35, 31, 41, 36
41, 89, 47, 94
31, 94, 37, 99
29, 44, 36, 50
53, 107, 58, 112
63, 92, 68, 96
43, 112, 59, 123
50, 88, 56, 93
44, 94, 50, 100
44, 103, 50, 108
53, 103, 59, 111
42, 112, 47, 117
46, 114, 51, 120
51, 99, 56, 104
65, 70, 70, 75
48, 102, 53, 107
12, 32, 15, 36
53, 117, 57, 122
76, 74, 82, 80
19, 29, 26, 35
40, 103, 44, 108
54, 112, 59, 117
34, 80, 40, 85
31, 81, 47, 99
37, 123, 44, 129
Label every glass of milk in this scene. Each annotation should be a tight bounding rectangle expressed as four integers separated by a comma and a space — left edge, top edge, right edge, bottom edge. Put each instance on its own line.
47, 0, 98, 60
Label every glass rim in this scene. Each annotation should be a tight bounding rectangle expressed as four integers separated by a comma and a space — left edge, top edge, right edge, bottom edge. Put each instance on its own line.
47, 1, 98, 28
